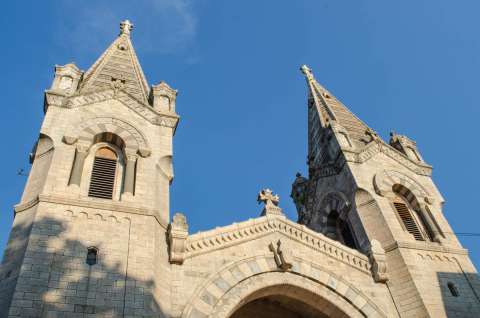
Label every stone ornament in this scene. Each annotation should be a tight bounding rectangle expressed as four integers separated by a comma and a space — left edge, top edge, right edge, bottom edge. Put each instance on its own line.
291, 173, 309, 223
368, 240, 388, 283
168, 213, 189, 264
268, 240, 292, 271
257, 188, 284, 216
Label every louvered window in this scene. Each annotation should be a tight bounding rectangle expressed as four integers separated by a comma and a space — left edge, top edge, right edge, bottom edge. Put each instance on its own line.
393, 200, 424, 241
88, 147, 117, 199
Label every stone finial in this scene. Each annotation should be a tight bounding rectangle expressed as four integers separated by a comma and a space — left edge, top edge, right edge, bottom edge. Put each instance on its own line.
369, 240, 388, 283
258, 189, 284, 216
120, 20, 133, 36
168, 213, 189, 264
300, 64, 314, 80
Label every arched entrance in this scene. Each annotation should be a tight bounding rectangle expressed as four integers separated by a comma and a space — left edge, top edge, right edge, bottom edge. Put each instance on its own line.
182, 256, 386, 318
229, 285, 345, 318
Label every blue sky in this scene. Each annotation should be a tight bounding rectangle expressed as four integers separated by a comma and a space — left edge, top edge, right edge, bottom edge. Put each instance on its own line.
1, 1, 479, 267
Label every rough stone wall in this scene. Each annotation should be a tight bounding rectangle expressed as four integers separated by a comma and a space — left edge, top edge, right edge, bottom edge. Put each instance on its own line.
4, 203, 165, 318
0, 207, 38, 318
347, 150, 480, 317
0, 90, 176, 317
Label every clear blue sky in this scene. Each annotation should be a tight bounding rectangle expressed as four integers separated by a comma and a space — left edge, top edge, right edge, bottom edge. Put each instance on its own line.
1, 1, 479, 267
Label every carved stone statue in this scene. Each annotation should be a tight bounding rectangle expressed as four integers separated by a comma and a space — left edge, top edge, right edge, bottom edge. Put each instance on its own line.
290, 173, 309, 224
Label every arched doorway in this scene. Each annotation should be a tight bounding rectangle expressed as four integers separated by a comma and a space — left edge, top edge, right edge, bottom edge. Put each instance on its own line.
182, 257, 386, 318
229, 285, 343, 318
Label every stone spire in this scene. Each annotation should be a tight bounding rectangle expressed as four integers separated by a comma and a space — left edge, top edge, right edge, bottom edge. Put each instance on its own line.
300, 65, 373, 145
79, 20, 150, 103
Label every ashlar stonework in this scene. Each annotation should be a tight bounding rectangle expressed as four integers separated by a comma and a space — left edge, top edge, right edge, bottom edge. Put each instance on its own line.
0, 21, 479, 318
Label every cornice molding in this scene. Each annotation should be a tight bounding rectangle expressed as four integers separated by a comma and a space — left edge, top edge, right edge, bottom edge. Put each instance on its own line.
15, 194, 168, 229
182, 214, 370, 273
384, 241, 468, 256
344, 141, 432, 176
44, 88, 179, 130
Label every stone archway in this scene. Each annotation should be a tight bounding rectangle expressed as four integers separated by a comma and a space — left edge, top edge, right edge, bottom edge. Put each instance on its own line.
229, 284, 348, 318
182, 255, 386, 318
210, 271, 368, 318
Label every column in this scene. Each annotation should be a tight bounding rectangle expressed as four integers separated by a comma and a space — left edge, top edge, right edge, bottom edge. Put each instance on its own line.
69, 144, 89, 186
419, 204, 442, 243
124, 152, 138, 195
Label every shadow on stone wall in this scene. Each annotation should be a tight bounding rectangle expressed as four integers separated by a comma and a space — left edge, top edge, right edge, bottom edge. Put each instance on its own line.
437, 270, 480, 317
0, 215, 165, 318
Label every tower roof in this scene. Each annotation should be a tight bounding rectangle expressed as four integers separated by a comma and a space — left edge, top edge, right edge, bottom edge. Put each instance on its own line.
80, 20, 150, 103
300, 65, 372, 144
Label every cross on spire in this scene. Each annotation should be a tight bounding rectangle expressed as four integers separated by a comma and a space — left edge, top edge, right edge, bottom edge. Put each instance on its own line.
120, 20, 133, 36
257, 189, 280, 207
257, 188, 284, 216
300, 64, 314, 80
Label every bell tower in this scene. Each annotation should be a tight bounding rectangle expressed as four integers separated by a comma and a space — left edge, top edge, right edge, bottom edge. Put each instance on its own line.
292, 65, 480, 317
0, 21, 178, 317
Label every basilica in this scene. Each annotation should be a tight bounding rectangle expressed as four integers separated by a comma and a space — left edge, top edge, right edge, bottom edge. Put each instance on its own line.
0, 20, 479, 318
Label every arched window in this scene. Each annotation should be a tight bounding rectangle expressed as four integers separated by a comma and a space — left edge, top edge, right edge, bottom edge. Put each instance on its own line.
86, 247, 98, 266
392, 194, 426, 241
447, 282, 459, 297
88, 147, 118, 199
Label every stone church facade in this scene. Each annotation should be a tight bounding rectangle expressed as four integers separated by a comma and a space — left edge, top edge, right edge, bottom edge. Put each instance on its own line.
0, 20, 479, 318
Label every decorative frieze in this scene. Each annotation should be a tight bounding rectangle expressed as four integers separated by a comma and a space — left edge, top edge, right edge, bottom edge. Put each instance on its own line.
181, 214, 370, 273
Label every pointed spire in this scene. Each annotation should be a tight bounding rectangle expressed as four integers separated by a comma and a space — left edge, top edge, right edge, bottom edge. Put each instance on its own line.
79, 20, 149, 103
300, 65, 373, 144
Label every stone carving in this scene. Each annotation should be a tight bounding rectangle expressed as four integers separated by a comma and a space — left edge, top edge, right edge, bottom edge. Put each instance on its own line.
168, 213, 189, 264
111, 77, 126, 91
269, 240, 292, 271
291, 173, 309, 224
62, 89, 179, 129
368, 240, 388, 283
361, 127, 380, 144
257, 189, 284, 216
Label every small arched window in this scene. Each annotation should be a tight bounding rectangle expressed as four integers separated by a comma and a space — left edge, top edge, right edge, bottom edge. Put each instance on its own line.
392, 194, 424, 241
447, 282, 459, 297
86, 247, 98, 266
88, 147, 118, 199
